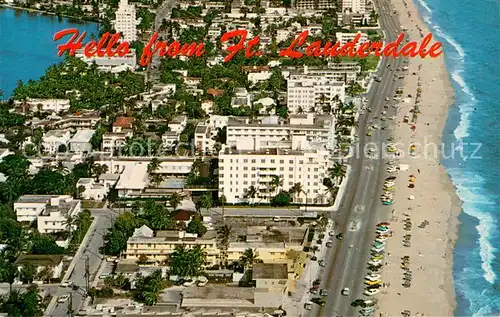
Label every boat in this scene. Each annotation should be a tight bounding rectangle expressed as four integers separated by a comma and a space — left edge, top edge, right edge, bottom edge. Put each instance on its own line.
364, 288, 381, 296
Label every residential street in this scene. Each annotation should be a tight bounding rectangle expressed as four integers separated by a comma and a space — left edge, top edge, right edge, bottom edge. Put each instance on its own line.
45, 208, 117, 316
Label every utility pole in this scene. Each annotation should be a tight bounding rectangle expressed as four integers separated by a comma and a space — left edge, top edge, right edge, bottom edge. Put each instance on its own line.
85, 256, 90, 294
67, 292, 74, 317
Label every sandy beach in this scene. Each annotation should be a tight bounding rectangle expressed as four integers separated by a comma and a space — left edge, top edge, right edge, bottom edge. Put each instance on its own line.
375, 0, 462, 315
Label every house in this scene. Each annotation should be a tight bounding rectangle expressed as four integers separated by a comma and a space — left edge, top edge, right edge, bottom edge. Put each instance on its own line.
162, 131, 179, 148
112, 117, 134, 133
231, 88, 252, 108
16, 98, 70, 114
76, 178, 107, 201
42, 130, 71, 154
124, 225, 220, 265
241, 66, 271, 84
15, 254, 65, 281
69, 129, 95, 153
14, 195, 81, 233
201, 100, 214, 115
98, 173, 120, 191
102, 132, 131, 152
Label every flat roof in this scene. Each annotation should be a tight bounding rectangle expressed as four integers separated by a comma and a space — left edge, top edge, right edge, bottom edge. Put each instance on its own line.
15, 254, 64, 266
15, 195, 60, 204
253, 263, 288, 280
115, 162, 148, 190
70, 129, 95, 143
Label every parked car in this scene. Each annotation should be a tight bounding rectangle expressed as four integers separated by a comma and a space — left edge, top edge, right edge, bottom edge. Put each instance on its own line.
99, 273, 110, 279
311, 256, 318, 261
320, 289, 328, 296
60, 280, 73, 287
57, 295, 70, 303
336, 233, 344, 240
304, 302, 313, 310
326, 241, 333, 248
342, 287, 350, 296
311, 297, 326, 306
183, 279, 196, 287
318, 260, 326, 267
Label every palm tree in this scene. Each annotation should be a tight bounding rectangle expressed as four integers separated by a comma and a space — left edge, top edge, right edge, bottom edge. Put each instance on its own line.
240, 248, 259, 268
330, 162, 346, 185
169, 192, 182, 211
149, 208, 172, 230
269, 175, 283, 201
199, 194, 212, 214
243, 185, 257, 205
147, 158, 160, 174
0, 262, 18, 292
217, 224, 232, 248
150, 173, 164, 187
289, 182, 303, 203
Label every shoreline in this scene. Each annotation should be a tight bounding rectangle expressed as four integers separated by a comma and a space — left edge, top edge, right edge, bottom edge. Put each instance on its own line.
376, 0, 461, 314
0, 4, 100, 24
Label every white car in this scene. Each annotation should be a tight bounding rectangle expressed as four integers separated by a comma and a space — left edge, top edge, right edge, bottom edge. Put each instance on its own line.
341, 287, 350, 296
183, 279, 196, 287
57, 294, 70, 303
60, 280, 73, 287
99, 273, 110, 279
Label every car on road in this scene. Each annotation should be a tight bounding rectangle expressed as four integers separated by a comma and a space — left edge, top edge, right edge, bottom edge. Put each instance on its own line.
328, 231, 335, 236
310, 287, 318, 294
311, 256, 318, 261
57, 295, 70, 303
311, 297, 326, 306
385, 97, 390, 101
320, 289, 328, 296
304, 302, 313, 310
318, 260, 326, 267
326, 241, 333, 248
366, 131, 372, 136
336, 233, 344, 240
342, 287, 350, 296
99, 273, 110, 279
183, 279, 196, 287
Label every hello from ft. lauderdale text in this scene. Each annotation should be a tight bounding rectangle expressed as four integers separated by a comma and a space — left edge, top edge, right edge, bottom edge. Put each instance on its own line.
53, 28, 443, 67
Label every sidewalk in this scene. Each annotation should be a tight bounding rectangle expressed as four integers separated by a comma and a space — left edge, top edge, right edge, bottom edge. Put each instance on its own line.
283, 220, 334, 316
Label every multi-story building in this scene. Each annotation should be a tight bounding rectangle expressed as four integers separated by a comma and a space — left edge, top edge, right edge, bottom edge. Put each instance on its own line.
294, 0, 335, 10
340, 0, 366, 14
226, 114, 335, 151
14, 195, 81, 233
115, 162, 149, 198
124, 225, 220, 265
194, 124, 215, 154
336, 31, 369, 49
75, 48, 137, 72
113, 0, 137, 42
15, 98, 70, 114
218, 147, 331, 204
287, 75, 345, 114
283, 64, 361, 85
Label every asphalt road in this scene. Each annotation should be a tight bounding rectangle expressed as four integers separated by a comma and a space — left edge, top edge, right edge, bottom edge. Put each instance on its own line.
47, 209, 117, 316
308, 1, 408, 316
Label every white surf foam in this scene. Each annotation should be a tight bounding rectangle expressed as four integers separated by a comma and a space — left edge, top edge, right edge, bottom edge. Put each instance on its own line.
421, 16, 474, 139
450, 170, 497, 284
415, 0, 432, 14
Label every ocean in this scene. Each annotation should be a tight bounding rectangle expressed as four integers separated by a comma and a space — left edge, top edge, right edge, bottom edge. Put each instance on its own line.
413, 0, 500, 315
0, 8, 98, 99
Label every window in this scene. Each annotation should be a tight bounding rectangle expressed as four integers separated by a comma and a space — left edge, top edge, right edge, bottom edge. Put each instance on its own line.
244, 159, 248, 163
244, 166, 248, 170
243, 174, 248, 178
280, 167, 284, 171
261, 159, 265, 163
280, 160, 284, 164
299, 160, 304, 164
271, 159, 275, 163
252, 159, 256, 163
289, 160, 293, 164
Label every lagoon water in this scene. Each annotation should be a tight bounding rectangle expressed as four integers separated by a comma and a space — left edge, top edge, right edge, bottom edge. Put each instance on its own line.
1, 3, 499, 316
0, 8, 97, 99
414, 0, 500, 315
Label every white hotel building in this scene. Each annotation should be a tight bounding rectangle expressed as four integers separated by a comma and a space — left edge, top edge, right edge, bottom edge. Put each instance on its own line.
218, 147, 331, 205
287, 75, 346, 114
335, 32, 369, 49
341, 0, 366, 14
113, 0, 137, 42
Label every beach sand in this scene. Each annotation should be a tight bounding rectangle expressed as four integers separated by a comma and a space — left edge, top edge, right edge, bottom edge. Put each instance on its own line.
375, 0, 461, 316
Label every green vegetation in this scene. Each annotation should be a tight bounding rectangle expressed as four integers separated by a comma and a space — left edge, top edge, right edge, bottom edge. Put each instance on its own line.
169, 245, 205, 278
133, 270, 168, 305
0, 284, 44, 317
271, 191, 291, 207
13, 56, 145, 111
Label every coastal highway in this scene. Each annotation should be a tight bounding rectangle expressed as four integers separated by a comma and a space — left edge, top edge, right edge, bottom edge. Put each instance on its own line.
46, 209, 117, 316
310, 0, 408, 316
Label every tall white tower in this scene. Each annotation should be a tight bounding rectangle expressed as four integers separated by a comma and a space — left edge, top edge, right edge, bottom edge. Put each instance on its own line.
113, 0, 137, 42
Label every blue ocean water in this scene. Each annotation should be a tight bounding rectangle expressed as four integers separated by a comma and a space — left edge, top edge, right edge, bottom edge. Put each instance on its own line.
0, 8, 98, 99
413, 0, 500, 315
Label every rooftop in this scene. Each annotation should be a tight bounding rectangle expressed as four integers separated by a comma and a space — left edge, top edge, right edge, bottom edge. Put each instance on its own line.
115, 162, 148, 190
15, 254, 64, 267
70, 129, 95, 143
113, 117, 134, 128
15, 195, 60, 204
44, 130, 69, 138
252, 263, 288, 280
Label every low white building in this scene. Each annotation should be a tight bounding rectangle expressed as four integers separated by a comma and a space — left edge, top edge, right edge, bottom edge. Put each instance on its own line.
201, 100, 214, 115
169, 115, 188, 134
76, 49, 137, 72
241, 66, 271, 84
14, 195, 81, 233
335, 31, 369, 49
76, 178, 107, 201
15, 255, 65, 280
102, 132, 132, 152
16, 98, 70, 114
69, 129, 95, 153
218, 147, 331, 204
42, 130, 71, 154
115, 162, 149, 198
162, 131, 180, 148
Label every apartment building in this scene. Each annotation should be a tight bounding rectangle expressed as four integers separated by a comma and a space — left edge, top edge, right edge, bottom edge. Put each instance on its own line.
341, 0, 366, 14
294, 0, 335, 10
218, 147, 331, 204
194, 124, 215, 154
15, 98, 70, 114
287, 75, 345, 114
115, 162, 149, 198
226, 114, 335, 151
336, 31, 369, 49
113, 0, 137, 42
46, 113, 100, 131
124, 225, 220, 265
14, 195, 81, 233
75, 48, 137, 72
